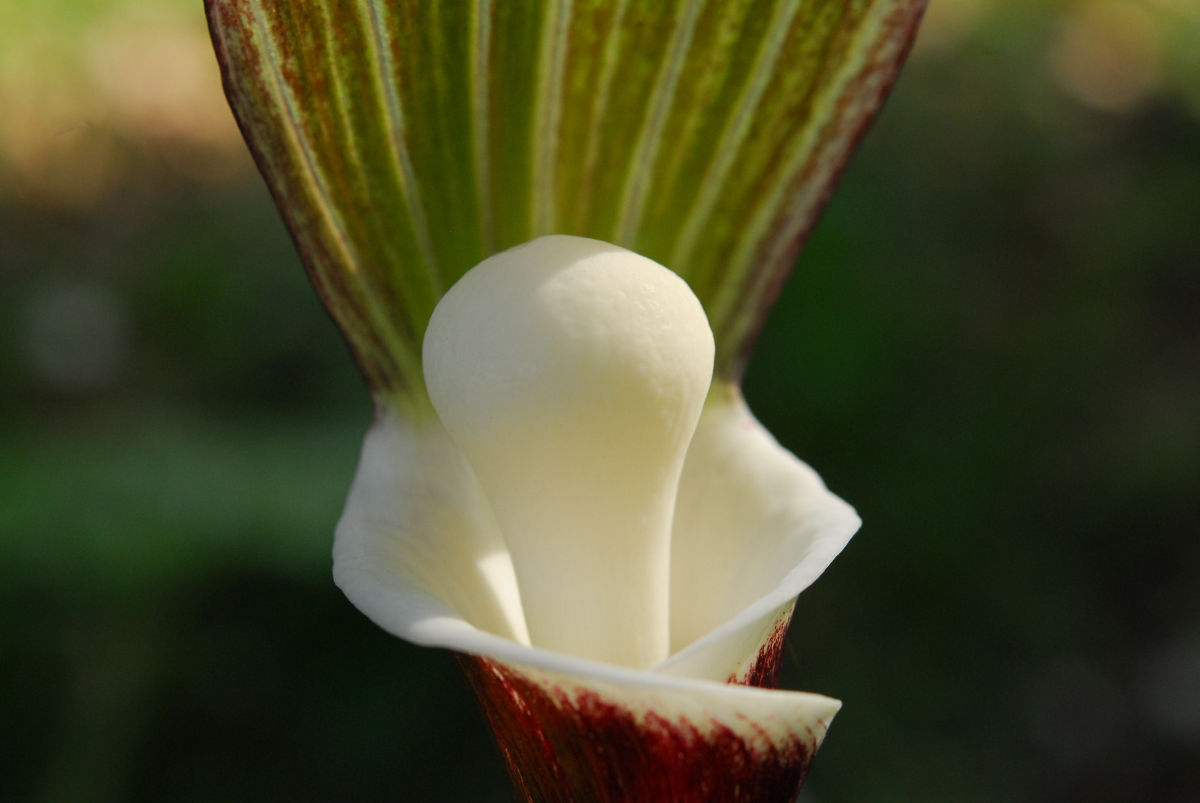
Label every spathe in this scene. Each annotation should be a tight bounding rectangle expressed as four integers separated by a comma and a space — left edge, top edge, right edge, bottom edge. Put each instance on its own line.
333, 380, 858, 801
206, 1, 926, 798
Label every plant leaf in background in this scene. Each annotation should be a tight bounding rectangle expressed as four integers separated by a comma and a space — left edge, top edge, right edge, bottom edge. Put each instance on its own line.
206, 1, 924, 800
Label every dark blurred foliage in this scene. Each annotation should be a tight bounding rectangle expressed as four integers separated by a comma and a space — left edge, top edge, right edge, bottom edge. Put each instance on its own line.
2, 2, 1198, 802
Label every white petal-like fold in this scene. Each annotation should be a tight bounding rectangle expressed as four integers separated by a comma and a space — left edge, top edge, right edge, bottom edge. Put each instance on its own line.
658, 383, 861, 681
333, 401, 844, 800
334, 382, 857, 689
332, 410, 530, 646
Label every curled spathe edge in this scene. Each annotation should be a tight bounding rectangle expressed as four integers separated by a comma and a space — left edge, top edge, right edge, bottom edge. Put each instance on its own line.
333, 380, 858, 722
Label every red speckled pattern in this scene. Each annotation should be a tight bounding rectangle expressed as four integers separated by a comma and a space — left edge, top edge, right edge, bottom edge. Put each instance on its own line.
458, 652, 820, 803
730, 611, 794, 689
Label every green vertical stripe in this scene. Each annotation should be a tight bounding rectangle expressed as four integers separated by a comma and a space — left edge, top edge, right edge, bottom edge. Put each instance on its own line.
206, 0, 926, 398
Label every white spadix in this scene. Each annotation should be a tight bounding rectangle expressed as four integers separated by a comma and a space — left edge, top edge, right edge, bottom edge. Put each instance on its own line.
422, 235, 714, 669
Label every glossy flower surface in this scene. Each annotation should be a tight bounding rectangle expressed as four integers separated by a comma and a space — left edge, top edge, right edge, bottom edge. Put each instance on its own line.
334, 236, 859, 675
205, 1, 926, 798
331, 236, 860, 799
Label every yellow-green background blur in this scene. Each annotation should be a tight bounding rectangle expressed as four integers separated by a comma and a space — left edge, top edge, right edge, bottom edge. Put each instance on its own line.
3, 1, 1198, 801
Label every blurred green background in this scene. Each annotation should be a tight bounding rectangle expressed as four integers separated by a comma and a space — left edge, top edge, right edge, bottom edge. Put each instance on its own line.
2, 1, 1198, 801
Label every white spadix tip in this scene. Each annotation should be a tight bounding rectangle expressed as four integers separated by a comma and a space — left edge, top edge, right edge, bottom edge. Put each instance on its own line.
423, 235, 714, 669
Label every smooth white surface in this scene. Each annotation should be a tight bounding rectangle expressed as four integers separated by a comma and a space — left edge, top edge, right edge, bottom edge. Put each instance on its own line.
333, 235, 859, 737
658, 383, 860, 679
333, 383, 858, 681
332, 409, 530, 646
422, 235, 714, 669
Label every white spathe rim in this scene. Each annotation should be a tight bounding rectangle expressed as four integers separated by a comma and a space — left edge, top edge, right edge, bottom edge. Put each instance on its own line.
332, 382, 857, 704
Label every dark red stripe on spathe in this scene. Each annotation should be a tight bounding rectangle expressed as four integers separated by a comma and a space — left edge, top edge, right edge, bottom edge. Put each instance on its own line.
458, 654, 818, 803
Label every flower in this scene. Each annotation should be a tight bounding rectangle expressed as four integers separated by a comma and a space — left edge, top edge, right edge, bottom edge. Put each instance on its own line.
333, 237, 861, 799
205, 1, 926, 799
